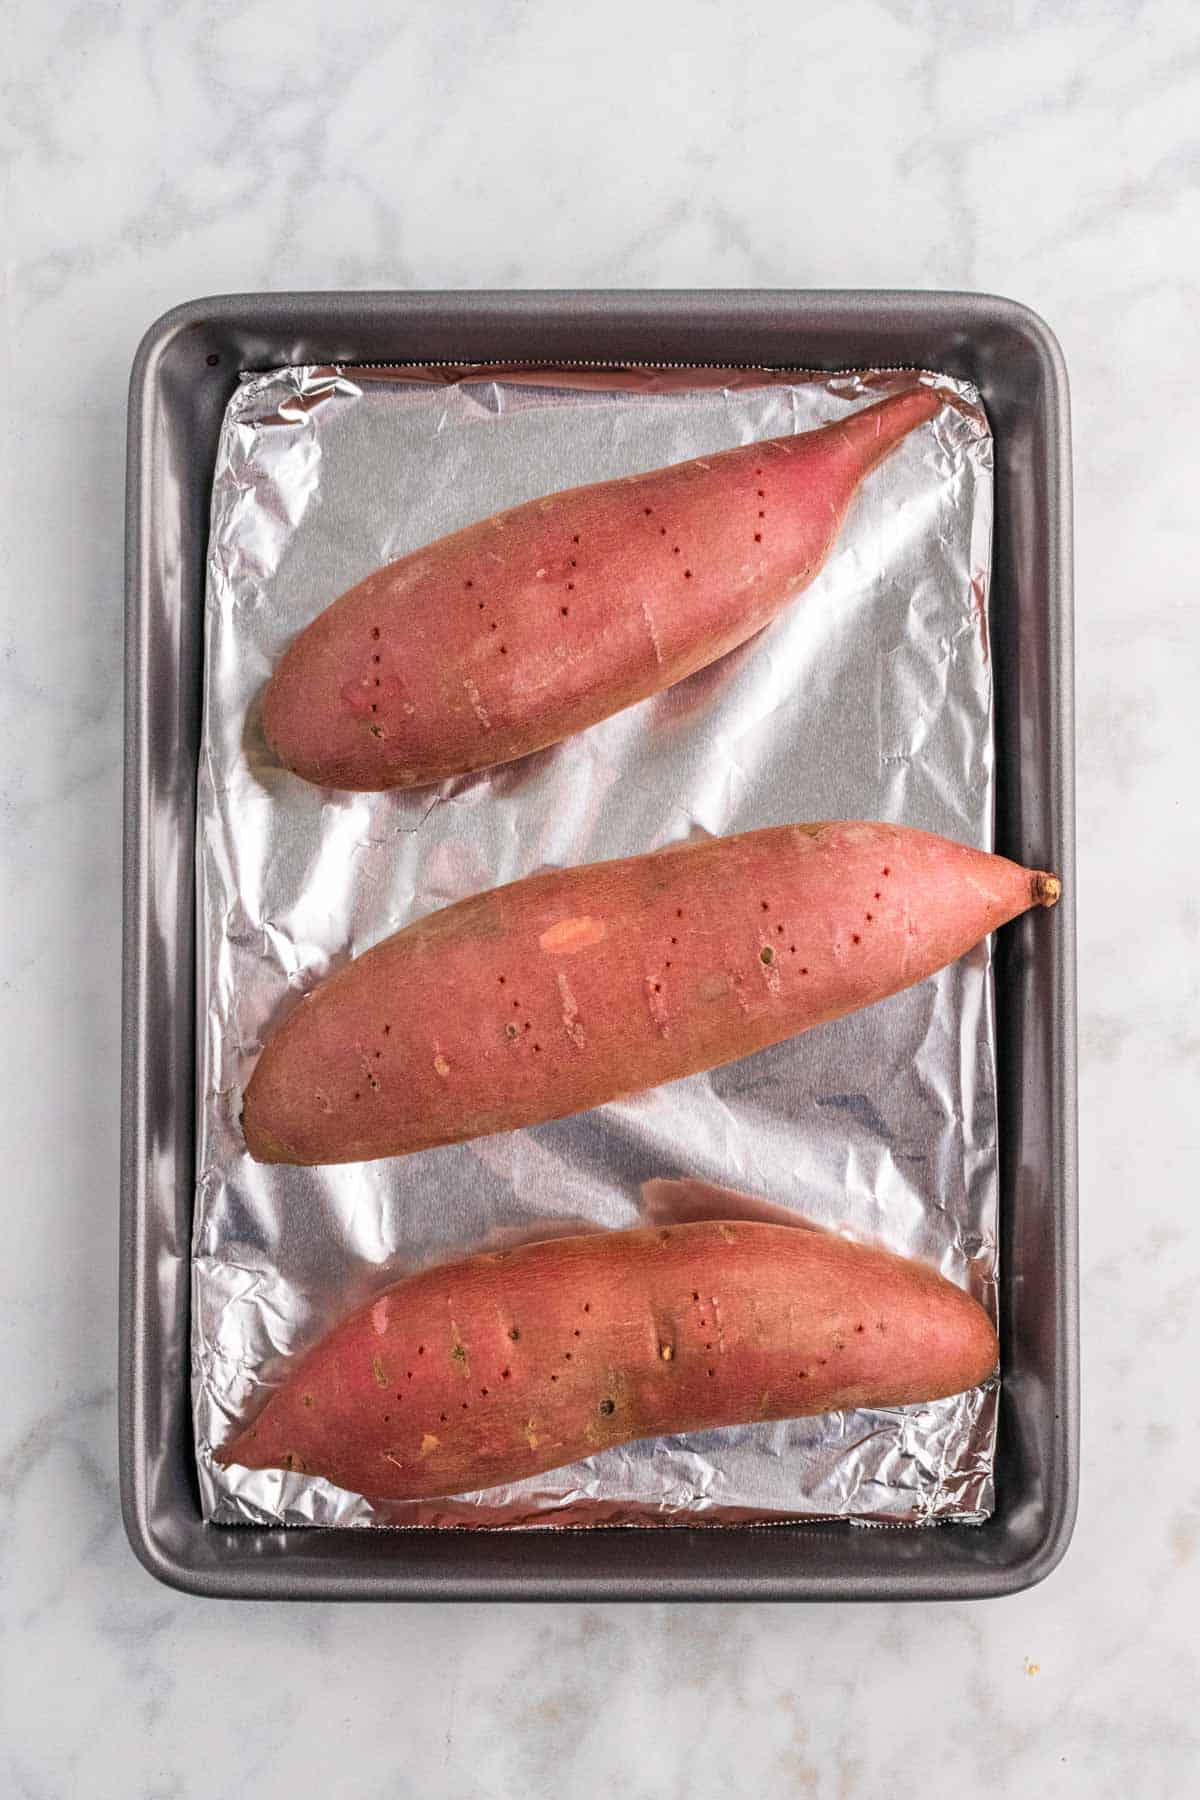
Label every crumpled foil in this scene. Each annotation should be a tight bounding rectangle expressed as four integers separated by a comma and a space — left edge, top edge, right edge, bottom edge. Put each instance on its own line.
195, 363, 997, 1530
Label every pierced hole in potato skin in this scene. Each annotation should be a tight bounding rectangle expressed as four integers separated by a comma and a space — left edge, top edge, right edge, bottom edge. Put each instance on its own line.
573, 1329, 581, 1337
852, 934, 861, 946
761, 900, 769, 911
501, 1368, 511, 1379
373, 654, 381, 664
882, 866, 891, 876
371, 627, 380, 640
440, 1413, 447, 1422
418, 1345, 425, 1354
757, 489, 765, 498
684, 570, 693, 579
692, 1291, 700, 1301
801, 967, 809, 976
465, 580, 474, 589
707, 1368, 715, 1378
572, 534, 580, 544
353, 1091, 361, 1101
583, 1303, 590, 1313
875, 891, 882, 900
599, 1398, 615, 1415
509, 1326, 521, 1341
550, 1374, 558, 1382
754, 533, 762, 542
383, 1023, 391, 1034
533, 1043, 542, 1053
856, 1323, 865, 1333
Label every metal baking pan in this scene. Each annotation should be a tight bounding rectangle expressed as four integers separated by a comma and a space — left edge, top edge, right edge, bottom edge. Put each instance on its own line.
121, 290, 1077, 1600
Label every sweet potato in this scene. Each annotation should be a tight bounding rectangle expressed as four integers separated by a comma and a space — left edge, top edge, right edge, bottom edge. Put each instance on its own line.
242, 820, 1059, 1166
262, 386, 941, 790
216, 1220, 999, 1502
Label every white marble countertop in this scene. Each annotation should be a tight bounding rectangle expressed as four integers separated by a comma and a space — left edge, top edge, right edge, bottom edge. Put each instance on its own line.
3, 1, 1196, 1794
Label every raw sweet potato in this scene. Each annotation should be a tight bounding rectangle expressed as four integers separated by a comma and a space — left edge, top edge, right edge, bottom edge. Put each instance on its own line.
242, 820, 1059, 1166
216, 1220, 999, 1502
262, 385, 941, 790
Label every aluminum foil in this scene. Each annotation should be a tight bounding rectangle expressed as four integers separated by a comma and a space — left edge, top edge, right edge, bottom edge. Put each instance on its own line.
195, 364, 997, 1530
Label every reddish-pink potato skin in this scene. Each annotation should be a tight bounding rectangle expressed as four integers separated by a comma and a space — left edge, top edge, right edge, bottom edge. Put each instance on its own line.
217, 1220, 1000, 1502
242, 821, 1059, 1167
261, 386, 942, 790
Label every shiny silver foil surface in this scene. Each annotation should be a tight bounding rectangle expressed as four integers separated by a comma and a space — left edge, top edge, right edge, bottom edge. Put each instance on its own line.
195, 364, 996, 1530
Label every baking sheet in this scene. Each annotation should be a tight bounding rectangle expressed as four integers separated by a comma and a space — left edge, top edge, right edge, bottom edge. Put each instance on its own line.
195, 363, 997, 1528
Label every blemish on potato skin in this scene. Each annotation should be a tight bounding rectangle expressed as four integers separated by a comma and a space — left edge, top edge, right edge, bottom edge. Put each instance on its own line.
539, 916, 606, 954
645, 974, 671, 1038
371, 1298, 390, 1336
462, 678, 491, 730
556, 971, 586, 1049
696, 970, 730, 1003
372, 1357, 388, 1388
433, 1054, 451, 1078
420, 1434, 440, 1455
